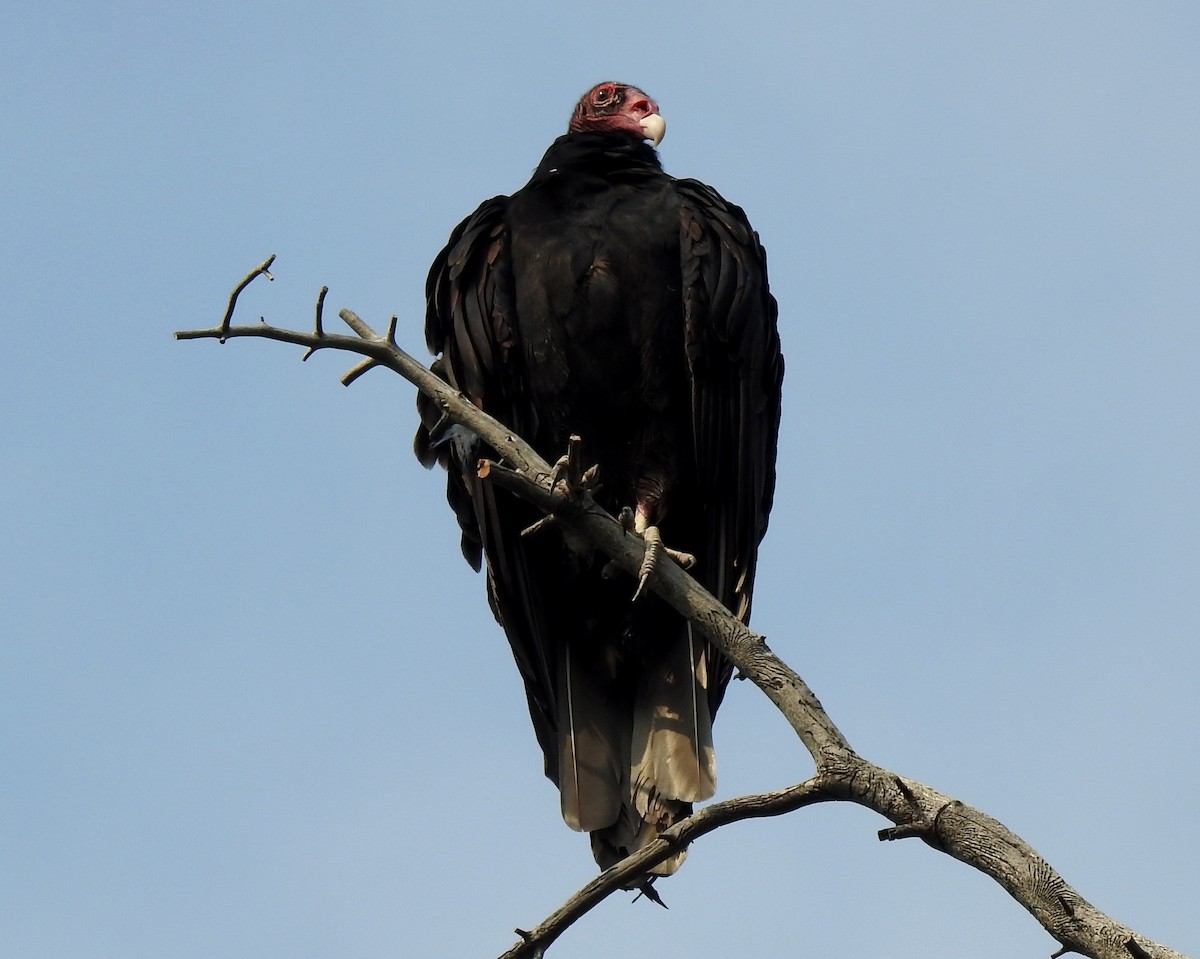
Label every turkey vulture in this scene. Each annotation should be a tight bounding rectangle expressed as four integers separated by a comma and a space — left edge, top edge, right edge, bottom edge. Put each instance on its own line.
415, 82, 782, 878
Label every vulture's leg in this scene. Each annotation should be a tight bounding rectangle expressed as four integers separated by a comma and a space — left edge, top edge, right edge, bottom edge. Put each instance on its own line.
631, 504, 696, 602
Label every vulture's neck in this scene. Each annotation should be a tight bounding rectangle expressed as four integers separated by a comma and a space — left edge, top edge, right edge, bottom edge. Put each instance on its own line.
532, 132, 663, 182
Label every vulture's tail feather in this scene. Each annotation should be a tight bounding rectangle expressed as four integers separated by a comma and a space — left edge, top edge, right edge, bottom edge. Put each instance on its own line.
629, 623, 716, 813
580, 622, 714, 877
557, 644, 623, 832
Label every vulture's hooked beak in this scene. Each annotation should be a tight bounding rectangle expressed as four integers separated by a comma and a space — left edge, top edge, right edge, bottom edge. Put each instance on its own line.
639, 113, 666, 148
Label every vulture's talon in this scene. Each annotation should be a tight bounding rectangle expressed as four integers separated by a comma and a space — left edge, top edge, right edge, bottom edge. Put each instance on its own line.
666, 547, 696, 569
617, 506, 636, 533
548, 453, 571, 493
633, 526, 664, 601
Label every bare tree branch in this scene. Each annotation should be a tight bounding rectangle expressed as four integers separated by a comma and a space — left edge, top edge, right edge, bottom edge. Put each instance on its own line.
216, 254, 275, 339
499, 779, 832, 959
176, 262, 1192, 959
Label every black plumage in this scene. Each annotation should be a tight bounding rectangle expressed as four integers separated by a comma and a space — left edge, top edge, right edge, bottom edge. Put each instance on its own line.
415, 82, 783, 875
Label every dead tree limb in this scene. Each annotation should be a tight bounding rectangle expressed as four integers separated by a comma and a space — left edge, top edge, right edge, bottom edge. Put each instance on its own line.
176, 262, 1192, 959
499, 779, 831, 959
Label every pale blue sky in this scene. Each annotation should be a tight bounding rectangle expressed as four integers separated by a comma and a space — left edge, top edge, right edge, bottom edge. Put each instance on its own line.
3, 2, 1198, 956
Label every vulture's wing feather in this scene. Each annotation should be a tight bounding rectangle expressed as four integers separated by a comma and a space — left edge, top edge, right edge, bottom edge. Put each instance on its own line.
416, 195, 561, 777
676, 178, 783, 713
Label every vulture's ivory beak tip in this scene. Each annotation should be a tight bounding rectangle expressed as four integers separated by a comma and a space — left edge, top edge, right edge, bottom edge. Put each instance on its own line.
640, 113, 666, 148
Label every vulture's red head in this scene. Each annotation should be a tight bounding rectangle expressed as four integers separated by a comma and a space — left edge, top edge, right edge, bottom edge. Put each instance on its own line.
568, 82, 665, 147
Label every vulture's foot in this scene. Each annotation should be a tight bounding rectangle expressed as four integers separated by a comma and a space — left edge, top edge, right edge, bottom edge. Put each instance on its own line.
548, 433, 600, 498
632, 525, 696, 601
600, 507, 639, 577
